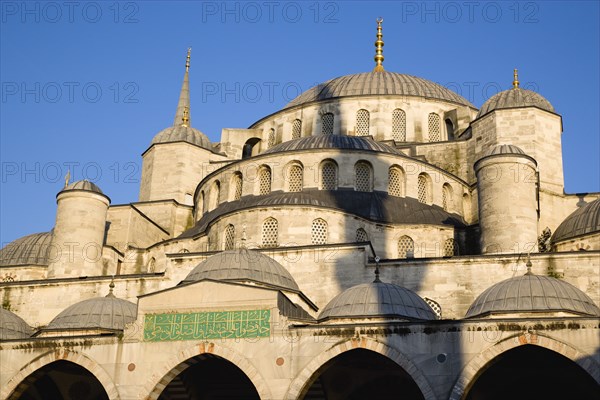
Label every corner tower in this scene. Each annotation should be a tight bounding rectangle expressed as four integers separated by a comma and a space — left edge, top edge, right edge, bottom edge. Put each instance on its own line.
139, 48, 219, 204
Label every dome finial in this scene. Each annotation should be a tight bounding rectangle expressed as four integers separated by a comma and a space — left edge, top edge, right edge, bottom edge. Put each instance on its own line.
174, 48, 192, 127
524, 253, 533, 275
513, 68, 520, 89
373, 18, 385, 72
106, 275, 116, 298
241, 223, 247, 249
64, 169, 70, 188
373, 256, 381, 283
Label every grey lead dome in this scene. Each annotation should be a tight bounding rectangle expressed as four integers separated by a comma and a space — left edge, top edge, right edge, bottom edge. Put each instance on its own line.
263, 135, 400, 155
184, 248, 299, 291
46, 296, 137, 331
0, 308, 33, 340
0, 231, 53, 267
62, 179, 104, 194
477, 87, 555, 118
285, 71, 475, 109
552, 198, 600, 243
319, 281, 437, 321
151, 125, 212, 150
466, 274, 600, 318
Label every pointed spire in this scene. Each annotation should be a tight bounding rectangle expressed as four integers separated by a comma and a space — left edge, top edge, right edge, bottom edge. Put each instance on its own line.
513, 68, 520, 89
106, 275, 116, 298
373, 18, 385, 72
174, 47, 192, 127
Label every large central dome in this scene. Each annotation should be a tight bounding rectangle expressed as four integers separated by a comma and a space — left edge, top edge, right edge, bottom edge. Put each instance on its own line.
284, 71, 475, 109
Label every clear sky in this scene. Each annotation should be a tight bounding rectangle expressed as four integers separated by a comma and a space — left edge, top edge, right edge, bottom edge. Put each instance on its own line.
1, 1, 599, 245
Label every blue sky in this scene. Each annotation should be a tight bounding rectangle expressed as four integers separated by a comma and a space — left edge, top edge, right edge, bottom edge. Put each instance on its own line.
1, 1, 599, 245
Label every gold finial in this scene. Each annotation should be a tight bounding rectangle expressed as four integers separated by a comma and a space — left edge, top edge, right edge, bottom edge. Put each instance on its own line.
186, 47, 191, 72
525, 253, 532, 275
513, 68, 520, 88
106, 275, 116, 298
64, 169, 70, 188
181, 106, 190, 127
373, 17, 385, 72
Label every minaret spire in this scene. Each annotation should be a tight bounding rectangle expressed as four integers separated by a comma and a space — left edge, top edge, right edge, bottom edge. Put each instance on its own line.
513, 68, 520, 89
174, 47, 192, 127
373, 18, 385, 72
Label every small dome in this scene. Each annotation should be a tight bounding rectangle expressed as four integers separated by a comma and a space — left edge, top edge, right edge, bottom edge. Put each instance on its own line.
477, 87, 555, 118
0, 308, 33, 340
466, 274, 600, 318
481, 144, 526, 158
63, 180, 103, 194
552, 198, 600, 243
151, 125, 212, 149
46, 295, 137, 331
0, 231, 53, 266
264, 135, 400, 155
184, 248, 299, 291
284, 71, 474, 109
319, 282, 436, 321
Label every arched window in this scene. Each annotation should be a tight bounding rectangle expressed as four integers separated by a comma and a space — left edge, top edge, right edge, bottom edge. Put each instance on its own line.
287, 163, 303, 192
417, 173, 432, 204
292, 119, 302, 139
442, 183, 453, 211
258, 166, 272, 195
200, 190, 206, 215
398, 235, 415, 258
224, 224, 235, 250
356, 109, 370, 136
443, 238, 459, 257
445, 118, 455, 140
355, 162, 372, 192
320, 161, 338, 190
356, 228, 368, 242
311, 218, 328, 244
424, 297, 442, 319
211, 181, 221, 210
428, 113, 441, 142
267, 128, 276, 149
388, 166, 406, 197
392, 108, 406, 141
462, 193, 472, 221
242, 137, 261, 159
231, 173, 243, 201
262, 217, 278, 247
322, 113, 334, 135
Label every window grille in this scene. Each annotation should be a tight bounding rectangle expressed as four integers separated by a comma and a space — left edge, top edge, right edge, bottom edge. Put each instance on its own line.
442, 183, 453, 211
392, 109, 406, 141
224, 225, 235, 250
259, 167, 271, 195
267, 128, 275, 148
233, 174, 243, 200
356, 228, 368, 242
311, 218, 328, 244
292, 119, 302, 139
424, 297, 442, 319
388, 167, 405, 197
322, 113, 334, 135
321, 162, 337, 190
262, 218, 278, 247
428, 113, 440, 142
356, 109, 370, 136
398, 235, 415, 258
355, 163, 372, 192
443, 238, 459, 256
288, 164, 303, 192
418, 174, 430, 204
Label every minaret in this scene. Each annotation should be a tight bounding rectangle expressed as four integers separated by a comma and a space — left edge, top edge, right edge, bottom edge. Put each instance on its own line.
373, 18, 385, 72
173, 47, 192, 127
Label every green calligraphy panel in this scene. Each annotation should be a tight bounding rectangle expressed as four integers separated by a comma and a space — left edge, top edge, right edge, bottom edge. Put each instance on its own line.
143, 309, 271, 342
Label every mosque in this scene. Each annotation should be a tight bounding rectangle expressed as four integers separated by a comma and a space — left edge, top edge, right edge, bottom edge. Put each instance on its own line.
1, 20, 599, 400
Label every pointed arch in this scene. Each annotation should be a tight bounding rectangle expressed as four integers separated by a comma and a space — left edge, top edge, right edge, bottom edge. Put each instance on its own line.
311, 218, 328, 244
262, 217, 279, 248
292, 118, 302, 139
258, 165, 272, 195
320, 159, 338, 190
389, 165, 406, 197
231, 172, 243, 201
393, 108, 407, 141
417, 173, 432, 204
356, 109, 370, 136
442, 183, 454, 211
355, 161, 373, 192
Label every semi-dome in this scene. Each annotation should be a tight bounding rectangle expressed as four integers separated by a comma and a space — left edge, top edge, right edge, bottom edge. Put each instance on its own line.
0, 308, 33, 340
63, 179, 103, 194
477, 87, 555, 118
284, 71, 475, 109
45, 294, 137, 331
552, 198, 600, 243
183, 248, 299, 291
465, 273, 600, 318
0, 231, 53, 266
319, 281, 436, 321
151, 125, 212, 149
481, 144, 526, 158
264, 135, 400, 155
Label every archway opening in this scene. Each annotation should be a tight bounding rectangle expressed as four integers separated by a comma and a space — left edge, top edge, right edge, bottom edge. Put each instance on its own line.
158, 354, 260, 400
242, 137, 261, 159
11, 360, 108, 400
300, 348, 424, 400
465, 344, 599, 400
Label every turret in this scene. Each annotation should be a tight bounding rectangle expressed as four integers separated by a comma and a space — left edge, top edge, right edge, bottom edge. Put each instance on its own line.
474, 145, 538, 254
47, 180, 110, 278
